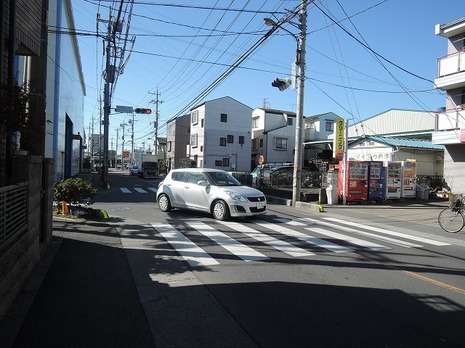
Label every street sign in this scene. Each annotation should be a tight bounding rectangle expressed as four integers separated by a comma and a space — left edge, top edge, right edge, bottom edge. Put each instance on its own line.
115, 105, 134, 113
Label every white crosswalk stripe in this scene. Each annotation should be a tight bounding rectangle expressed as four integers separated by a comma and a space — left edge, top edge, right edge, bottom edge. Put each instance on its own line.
217, 221, 314, 257
134, 187, 148, 193
152, 215, 451, 267
186, 221, 268, 262
306, 227, 389, 251
254, 220, 352, 253
322, 217, 451, 246
151, 223, 219, 267
119, 187, 131, 193
147, 187, 157, 192
301, 217, 422, 248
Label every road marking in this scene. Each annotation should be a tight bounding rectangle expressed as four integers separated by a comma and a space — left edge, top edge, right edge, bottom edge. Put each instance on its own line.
186, 221, 268, 262
217, 221, 314, 257
301, 217, 422, 248
306, 227, 389, 251
152, 223, 219, 267
147, 187, 157, 192
323, 217, 450, 246
120, 187, 131, 193
134, 187, 148, 193
255, 220, 352, 253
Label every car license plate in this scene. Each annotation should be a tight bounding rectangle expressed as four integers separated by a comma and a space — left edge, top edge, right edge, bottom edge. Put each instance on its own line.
256, 202, 265, 209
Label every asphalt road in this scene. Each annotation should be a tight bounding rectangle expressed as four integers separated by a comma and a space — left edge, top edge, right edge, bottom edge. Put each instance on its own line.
91, 170, 465, 347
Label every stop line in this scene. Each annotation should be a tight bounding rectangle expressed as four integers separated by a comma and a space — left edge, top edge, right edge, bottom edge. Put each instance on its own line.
151, 216, 450, 268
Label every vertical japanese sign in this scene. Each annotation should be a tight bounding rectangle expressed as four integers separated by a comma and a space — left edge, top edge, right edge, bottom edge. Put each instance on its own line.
333, 117, 345, 160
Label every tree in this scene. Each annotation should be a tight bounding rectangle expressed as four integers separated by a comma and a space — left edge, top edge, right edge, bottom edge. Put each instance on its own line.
54, 178, 97, 206
0, 84, 31, 151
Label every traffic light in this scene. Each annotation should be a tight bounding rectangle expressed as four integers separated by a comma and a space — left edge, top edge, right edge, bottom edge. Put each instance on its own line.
271, 78, 291, 91
134, 108, 152, 114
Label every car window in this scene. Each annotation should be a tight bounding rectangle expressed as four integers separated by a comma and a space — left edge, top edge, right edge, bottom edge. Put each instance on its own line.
171, 171, 187, 182
187, 172, 206, 184
206, 172, 241, 186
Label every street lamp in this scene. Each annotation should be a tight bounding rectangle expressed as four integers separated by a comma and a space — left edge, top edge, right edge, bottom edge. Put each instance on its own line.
265, 0, 307, 207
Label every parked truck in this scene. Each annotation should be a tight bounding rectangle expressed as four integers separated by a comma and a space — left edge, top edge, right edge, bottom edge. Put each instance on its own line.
137, 153, 159, 178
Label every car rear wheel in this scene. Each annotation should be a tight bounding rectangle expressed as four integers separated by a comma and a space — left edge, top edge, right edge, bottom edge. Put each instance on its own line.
158, 194, 171, 212
212, 200, 230, 221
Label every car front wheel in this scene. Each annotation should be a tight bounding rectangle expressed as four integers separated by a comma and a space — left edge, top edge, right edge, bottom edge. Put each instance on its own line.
158, 194, 171, 212
212, 200, 230, 221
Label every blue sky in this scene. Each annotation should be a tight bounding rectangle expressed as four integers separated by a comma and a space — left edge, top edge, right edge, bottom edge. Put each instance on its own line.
71, 0, 463, 150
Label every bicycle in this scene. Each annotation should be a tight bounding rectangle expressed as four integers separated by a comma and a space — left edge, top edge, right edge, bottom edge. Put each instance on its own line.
438, 196, 465, 233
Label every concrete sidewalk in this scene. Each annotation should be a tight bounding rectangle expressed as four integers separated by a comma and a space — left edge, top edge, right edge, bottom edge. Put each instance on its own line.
0, 218, 155, 348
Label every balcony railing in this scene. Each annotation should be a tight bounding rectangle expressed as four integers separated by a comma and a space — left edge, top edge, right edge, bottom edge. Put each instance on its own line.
435, 107, 465, 131
437, 50, 465, 77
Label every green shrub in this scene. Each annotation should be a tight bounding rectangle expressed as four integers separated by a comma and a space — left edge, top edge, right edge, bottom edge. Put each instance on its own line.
54, 178, 97, 205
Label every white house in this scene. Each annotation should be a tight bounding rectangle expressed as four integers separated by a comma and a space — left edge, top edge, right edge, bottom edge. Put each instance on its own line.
189, 96, 252, 171
432, 16, 465, 193
251, 108, 297, 167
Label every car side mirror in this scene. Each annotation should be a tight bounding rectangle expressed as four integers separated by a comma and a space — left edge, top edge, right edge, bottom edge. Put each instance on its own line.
197, 180, 209, 186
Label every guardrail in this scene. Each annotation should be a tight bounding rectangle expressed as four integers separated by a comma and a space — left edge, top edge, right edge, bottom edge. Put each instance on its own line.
0, 182, 28, 252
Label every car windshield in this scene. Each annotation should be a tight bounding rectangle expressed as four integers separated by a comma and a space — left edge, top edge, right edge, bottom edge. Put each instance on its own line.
205, 171, 241, 186
133, 166, 138, 169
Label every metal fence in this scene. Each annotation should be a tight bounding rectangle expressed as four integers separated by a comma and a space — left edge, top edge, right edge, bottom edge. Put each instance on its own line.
0, 182, 28, 252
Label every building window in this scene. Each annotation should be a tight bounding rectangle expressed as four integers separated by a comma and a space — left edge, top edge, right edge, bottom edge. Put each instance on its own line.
222, 158, 230, 167
191, 110, 198, 125
190, 133, 198, 147
220, 137, 226, 146
252, 138, 257, 149
215, 160, 222, 166
227, 135, 234, 143
325, 121, 333, 132
168, 141, 172, 152
221, 113, 227, 122
201, 119, 204, 128
200, 146, 203, 152
252, 117, 259, 128
287, 117, 293, 125
259, 138, 263, 147
274, 137, 288, 150
239, 136, 244, 144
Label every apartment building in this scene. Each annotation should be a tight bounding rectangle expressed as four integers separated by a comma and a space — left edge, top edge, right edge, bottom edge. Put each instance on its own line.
432, 17, 465, 193
251, 108, 296, 167
166, 114, 190, 170
190, 96, 252, 171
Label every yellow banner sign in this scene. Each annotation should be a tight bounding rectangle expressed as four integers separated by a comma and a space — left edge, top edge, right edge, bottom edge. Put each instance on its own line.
333, 117, 345, 159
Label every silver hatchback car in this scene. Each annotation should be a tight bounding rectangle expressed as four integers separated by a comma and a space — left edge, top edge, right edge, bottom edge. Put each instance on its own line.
156, 168, 267, 220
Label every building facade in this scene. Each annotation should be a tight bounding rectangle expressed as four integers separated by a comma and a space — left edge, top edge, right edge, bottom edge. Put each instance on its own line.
251, 108, 296, 168
46, 0, 86, 181
166, 114, 190, 170
190, 96, 252, 172
432, 17, 465, 193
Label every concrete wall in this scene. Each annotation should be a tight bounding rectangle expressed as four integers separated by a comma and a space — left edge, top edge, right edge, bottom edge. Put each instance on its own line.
444, 144, 465, 193
0, 155, 54, 321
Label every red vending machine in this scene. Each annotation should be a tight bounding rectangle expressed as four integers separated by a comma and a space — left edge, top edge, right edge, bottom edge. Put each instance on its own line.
368, 161, 385, 201
385, 161, 402, 199
402, 160, 417, 198
338, 161, 369, 202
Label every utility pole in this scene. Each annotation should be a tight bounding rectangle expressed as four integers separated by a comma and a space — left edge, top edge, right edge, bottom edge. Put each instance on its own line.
291, 0, 307, 207
120, 122, 127, 170
149, 88, 163, 156
130, 112, 135, 164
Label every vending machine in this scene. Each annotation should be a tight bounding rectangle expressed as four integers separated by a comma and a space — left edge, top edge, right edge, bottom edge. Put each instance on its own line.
385, 161, 402, 199
368, 161, 385, 201
402, 160, 417, 198
338, 161, 369, 202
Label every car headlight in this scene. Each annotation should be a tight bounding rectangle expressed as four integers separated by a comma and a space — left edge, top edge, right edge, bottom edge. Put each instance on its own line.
225, 191, 247, 202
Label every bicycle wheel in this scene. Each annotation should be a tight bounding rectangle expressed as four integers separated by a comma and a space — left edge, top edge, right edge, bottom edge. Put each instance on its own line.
438, 207, 465, 233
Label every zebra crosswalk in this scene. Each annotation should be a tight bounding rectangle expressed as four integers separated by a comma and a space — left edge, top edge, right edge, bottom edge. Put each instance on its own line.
119, 186, 157, 194
151, 216, 451, 268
